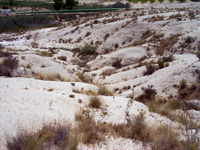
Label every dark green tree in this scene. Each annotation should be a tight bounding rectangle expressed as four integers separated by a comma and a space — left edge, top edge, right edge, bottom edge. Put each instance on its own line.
53, 0, 63, 10
65, 0, 78, 10
9, 0, 14, 6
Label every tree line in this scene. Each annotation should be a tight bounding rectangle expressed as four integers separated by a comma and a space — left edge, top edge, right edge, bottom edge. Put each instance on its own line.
54, 0, 78, 10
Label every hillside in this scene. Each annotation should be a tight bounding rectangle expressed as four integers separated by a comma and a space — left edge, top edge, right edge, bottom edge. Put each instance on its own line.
0, 1, 200, 150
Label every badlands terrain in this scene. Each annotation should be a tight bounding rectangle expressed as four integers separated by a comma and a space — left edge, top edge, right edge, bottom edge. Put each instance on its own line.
0, 1, 200, 150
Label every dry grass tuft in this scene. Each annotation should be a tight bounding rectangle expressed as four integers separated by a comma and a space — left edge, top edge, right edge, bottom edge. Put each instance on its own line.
156, 34, 180, 56
35, 72, 62, 81
6, 125, 78, 150
98, 86, 112, 96
89, 96, 102, 109
76, 114, 105, 144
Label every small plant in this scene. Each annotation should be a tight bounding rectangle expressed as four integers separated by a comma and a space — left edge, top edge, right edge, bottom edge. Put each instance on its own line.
98, 86, 112, 96
185, 36, 195, 44
162, 55, 174, 62
35, 73, 62, 81
104, 33, 110, 41
0, 50, 11, 57
0, 56, 18, 77
136, 85, 157, 102
158, 60, 164, 69
57, 56, 67, 61
40, 51, 54, 57
168, 100, 186, 110
188, 11, 195, 19
143, 64, 157, 75
78, 44, 97, 56
114, 43, 119, 48
112, 59, 122, 69
196, 50, 200, 60
179, 79, 187, 91
131, 112, 148, 140
89, 96, 102, 109
77, 114, 104, 144
85, 32, 91, 37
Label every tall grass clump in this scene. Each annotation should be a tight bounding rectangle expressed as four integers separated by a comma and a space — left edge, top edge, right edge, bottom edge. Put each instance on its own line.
98, 86, 112, 96
0, 51, 18, 77
6, 125, 78, 150
89, 96, 102, 109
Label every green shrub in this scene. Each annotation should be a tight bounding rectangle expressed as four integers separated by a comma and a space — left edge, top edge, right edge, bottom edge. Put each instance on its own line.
53, 0, 63, 10
65, 0, 79, 10
158, 61, 164, 69
2, 5, 9, 9
179, 79, 187, 90
168, 100, 186, 110
78, 44, 97, 56
98, 86, 112, 96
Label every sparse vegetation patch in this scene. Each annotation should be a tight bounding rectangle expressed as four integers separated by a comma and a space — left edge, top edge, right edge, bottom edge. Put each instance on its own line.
6, 125, 78, 150
0, 51, 18, 77
0, 15, 57, 33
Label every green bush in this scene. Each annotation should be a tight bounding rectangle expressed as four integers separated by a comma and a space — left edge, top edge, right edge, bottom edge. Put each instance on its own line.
65, 0, 78, 10
158, 61, 164, 69
106, 2, 131, 10
53, 0, 63, 10
79, 44, 97, 56
179, 79, 187, 91
98, 86, 112, 96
